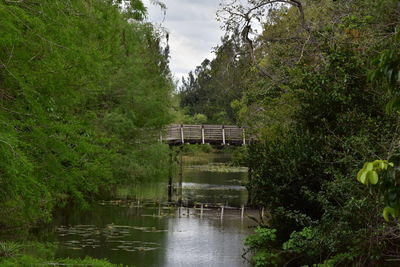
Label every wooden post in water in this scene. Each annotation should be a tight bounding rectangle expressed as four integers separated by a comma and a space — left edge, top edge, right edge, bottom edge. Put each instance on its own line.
200, 204, 204, 219
168, 151, 173, 202
248, 166, 253, 206
177, 147, 183, 205
241, 205, 245, 221
220, 205, 224, 220
242, 128, 246, 145
222, 126, 226, 145
180, 124, 184, 144
201, 125, 205, 144
158, 203, 161, 216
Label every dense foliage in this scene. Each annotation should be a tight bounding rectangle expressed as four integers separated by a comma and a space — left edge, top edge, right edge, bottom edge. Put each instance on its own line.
0, 0, 173, 229
182, 0, 400, 265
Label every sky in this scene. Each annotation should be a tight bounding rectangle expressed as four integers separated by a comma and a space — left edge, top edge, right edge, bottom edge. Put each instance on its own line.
143, 0, 225, 82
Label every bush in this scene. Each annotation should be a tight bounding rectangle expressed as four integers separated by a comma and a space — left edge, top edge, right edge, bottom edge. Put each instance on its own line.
0, 256, 122, 267
0, 242, 123, 267
0, 242, 21, 258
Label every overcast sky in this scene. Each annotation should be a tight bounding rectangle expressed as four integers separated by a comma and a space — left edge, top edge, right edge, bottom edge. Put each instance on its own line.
143, 0, 225, 83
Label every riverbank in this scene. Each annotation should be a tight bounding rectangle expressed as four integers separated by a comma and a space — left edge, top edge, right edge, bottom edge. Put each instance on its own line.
0, 241, 120, 267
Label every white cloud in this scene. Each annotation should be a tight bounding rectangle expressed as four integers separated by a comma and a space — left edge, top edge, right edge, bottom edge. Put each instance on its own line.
143, 0, 225, 82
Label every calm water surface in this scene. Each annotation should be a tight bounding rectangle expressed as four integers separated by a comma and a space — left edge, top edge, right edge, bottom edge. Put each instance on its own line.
45, 152, 256, 266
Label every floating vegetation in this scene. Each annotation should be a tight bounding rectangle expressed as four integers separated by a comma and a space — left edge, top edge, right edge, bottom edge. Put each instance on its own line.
110, 241, 159, 252
181, 182, 246, 191
57, 225, 100, 238
131, 226, 153, 231
97, 199, 169, 208
55, 224, 162, 252
185, 163, 248, 173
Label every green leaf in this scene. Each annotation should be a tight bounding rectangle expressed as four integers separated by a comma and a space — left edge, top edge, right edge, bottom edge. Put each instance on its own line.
379, 161, 386, 170
383, 207, 391, 222
383, 206, 398, 222
356, 169, 364, 182
365, 162, 374, 171
359, 171, 368, 185
367, 170, 378, 185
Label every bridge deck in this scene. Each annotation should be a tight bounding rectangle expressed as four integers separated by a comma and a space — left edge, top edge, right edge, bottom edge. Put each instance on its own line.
163, 124, 246, 145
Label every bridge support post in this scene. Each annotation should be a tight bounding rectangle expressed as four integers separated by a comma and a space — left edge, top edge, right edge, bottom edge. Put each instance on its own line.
242, 128, 246, 145
201, 125, 205, 144
180, 125, 184, 144
222, 126, 226, 145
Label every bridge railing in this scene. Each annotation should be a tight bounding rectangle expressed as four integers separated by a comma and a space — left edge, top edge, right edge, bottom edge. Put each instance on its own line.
163, 124, 247, 145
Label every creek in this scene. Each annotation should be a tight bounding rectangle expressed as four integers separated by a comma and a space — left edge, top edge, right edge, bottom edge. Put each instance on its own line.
38, 152, 257, 266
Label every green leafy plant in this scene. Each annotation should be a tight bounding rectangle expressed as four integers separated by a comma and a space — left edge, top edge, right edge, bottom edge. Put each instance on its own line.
356, 160, 393, 185
355, 158, 400, 222
0, 242, 21, 258
245, 227, 281, 266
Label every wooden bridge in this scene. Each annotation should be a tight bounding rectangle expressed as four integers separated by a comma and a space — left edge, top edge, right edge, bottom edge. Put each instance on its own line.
162, 124, 247, 145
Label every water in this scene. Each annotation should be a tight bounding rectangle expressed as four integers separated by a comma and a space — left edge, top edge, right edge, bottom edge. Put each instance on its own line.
43, 152, 256, 266
177, 153, 249, 207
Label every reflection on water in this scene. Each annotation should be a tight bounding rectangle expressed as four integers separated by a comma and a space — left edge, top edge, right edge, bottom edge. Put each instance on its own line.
164, 212, 253, 267
178, 153, 248, 207
46, 152, 255, 266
